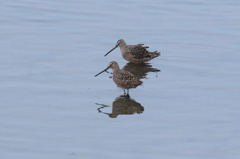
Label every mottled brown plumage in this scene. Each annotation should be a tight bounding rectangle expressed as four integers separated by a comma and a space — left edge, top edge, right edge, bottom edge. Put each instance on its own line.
95, 61, 142, 95
105, 39, 160, 63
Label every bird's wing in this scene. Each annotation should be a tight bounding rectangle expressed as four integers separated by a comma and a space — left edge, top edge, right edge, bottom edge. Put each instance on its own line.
128, 45, 151, 59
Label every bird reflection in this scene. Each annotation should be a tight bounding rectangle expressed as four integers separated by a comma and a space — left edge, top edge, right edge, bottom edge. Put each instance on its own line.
96, 95, 144, 118
105, 62, 160, 80
122, 62, 160, 79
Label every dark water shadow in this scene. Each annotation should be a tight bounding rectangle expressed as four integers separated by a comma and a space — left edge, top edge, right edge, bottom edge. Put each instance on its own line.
96, 95, 144, 118
104, 62, 160, 80
122, 62, 160, 79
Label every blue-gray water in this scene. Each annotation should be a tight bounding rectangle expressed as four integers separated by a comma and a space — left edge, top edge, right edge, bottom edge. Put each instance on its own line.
1, 0, 240, 159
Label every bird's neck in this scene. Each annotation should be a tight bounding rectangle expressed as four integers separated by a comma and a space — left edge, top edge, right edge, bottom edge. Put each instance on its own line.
112, 67, 120, 74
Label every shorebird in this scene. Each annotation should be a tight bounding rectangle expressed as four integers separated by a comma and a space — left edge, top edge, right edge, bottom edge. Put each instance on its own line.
95, 61, 143, 96
105, 39, 160, 63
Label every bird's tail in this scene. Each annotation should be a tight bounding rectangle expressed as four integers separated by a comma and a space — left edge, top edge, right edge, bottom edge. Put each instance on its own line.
152, 50, 161, 58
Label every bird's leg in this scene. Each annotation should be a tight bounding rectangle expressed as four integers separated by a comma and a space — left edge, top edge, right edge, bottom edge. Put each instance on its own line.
125, 90, 130, 98
121, 89, 127, 97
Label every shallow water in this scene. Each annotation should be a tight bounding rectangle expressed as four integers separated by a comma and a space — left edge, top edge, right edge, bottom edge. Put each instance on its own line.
1, 0, 240, 158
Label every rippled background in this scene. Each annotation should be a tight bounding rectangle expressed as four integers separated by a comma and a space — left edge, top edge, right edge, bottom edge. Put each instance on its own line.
1, 0, 240, 158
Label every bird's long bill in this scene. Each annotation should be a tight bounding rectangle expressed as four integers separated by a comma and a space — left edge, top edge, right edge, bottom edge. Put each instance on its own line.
95, 66, 110, 77
104, 45, 118, 56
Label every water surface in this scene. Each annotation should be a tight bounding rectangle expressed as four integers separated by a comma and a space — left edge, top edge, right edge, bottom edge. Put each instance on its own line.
1, 0, 240, 159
